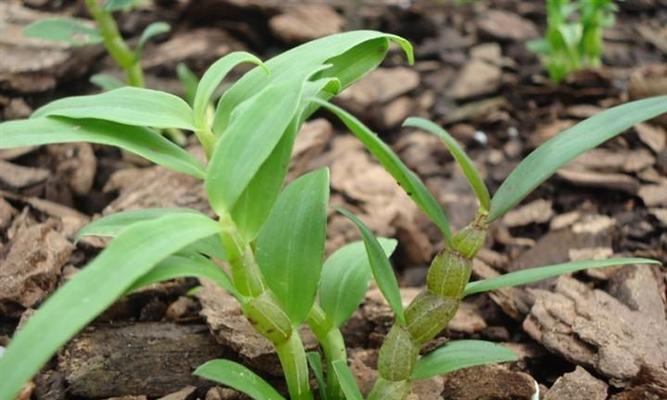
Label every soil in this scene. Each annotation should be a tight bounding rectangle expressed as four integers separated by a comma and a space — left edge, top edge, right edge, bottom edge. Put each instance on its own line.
1, 0, 666, 399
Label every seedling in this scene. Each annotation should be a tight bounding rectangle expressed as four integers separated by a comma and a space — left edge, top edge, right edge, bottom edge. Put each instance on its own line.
528, 0, 617, 83
1, 30, 665, 400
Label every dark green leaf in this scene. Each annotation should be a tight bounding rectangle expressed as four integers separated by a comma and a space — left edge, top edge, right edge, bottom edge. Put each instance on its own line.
195, 359, 286, 400
316, 99, 452, 243
136, 22, 170, 58
33, 87, 196, 131
320, 239, 397, 327
0, 213, 221, 400
404, 117, 490, 212
489, 96, 667, 221
23, 18, 102, 46
90, 73, 125, 91
0, 117, 206, 178
255, 169, 330, 324
332, 360, 364, 400
338, 208, 405, 325
412, 340, 518, 380
464, 258, 660, 296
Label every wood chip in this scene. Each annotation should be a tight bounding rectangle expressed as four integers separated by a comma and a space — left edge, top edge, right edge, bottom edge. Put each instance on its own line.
557, 167, 640, 195
269, 5, 344, 42
0, 160, 49, 189
502, 199, 553, 227
635, 123, 666, 153
545, 366, 608, 400
638, 184, 667, 206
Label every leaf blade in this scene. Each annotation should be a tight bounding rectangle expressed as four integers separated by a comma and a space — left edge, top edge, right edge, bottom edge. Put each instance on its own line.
23, 18, 102, 46
136, 22, 170, 58
195, 359, 286, 400
332, 360, 364, 400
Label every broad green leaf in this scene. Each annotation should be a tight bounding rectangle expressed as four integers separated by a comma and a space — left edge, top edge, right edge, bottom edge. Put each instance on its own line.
136, 22, 170, 58
206, 79, 304, 214
23, 18, 102, 46
33, 87, 196, 131
90, 73, 125, 91
411, 340, 518, 380
128, 254, 238, 298
0, 117, 206, 179
332, 360, 364, 400
76, 208, 198, 240
212, 30, 412, 135
316, 99, 452, 243
181, 235, 228, 261
464, 257, 660, 297
104, 0, 139, 11
404, 117, 491, 212
489, 96, 667, 221
338, 208, 405, 325
307, 352, 328, 400
320, 239, 397, 327
193, 52, 267, 131
195, 359, 286, 400
176, 63, 199, 105
0, 213, 221, 400
255, 169, 330, 324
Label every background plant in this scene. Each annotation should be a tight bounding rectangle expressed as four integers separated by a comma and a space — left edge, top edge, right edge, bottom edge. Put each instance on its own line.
1, 29, 666, 400
528, 0, 617, 83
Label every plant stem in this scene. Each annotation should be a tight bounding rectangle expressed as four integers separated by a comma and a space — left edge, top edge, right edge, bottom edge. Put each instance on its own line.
276, 333, 314, 400
307, 306, 346, 399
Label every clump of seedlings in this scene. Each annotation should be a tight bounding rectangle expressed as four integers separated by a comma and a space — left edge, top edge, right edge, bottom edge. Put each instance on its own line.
0, 30, 666, 400
529, 0, 617, 82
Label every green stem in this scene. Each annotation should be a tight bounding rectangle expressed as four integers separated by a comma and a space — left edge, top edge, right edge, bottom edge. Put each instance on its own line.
83, 0, 144, 87
307, 306, 346, 399
276, 334, 314, 400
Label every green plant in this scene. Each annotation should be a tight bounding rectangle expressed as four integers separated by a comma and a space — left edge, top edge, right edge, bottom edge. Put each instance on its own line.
528, 0, 617, 83
0, 30, 665, 400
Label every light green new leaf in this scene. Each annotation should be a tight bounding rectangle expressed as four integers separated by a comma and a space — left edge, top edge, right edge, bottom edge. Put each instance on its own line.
136, 22, 170, 58
464, 257, 660, 297
316, 99, 452, 243
0, 117, 205, 178
307, 352, 328, 400
404, 117, 490, 212
193, 52, 267, 131
412, 340, 518, 380
24, 18, 102, 46
195, 359, 285, 400
332, 360, 364, 400
0, 213, 221, 400
33, 87, 196, 131
128, 254, 238, 298
255, 169, 330, 324
206, 79, 304, 215
338, 208, 405, 325
320, 239, 397, 327
76, 208, 198, 240
489, 96, 667, 221
177, 63, 199, 105
90, 73, 125, 91
104, 0, 139, 11
180, 235, 228, 261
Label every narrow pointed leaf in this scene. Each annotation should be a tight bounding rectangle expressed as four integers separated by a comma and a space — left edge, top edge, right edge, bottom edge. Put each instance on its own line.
90, 73, 125, 91
404, 117, 490, 211
320, 239, 397, 327
76, 208, 198, 240
177, 63, 199, 105
307, 352, 328, 400
23, 18, 102, 46
255, 169, 330, 324
489, 96, 667, 221
0, 117, 206, 178
412, 340, 518, 380
136, 22, 170, 58
338, 208, 405, 325
464, 258, 660, 297
33, 87, 195, 131
317, 99, 451, 243
195, 359, 286, 400
332, 360, 364, 400
104, 0, 139, 11
206, 79, 304, 214
193, 52, 266, 131
0, 213, 221, 400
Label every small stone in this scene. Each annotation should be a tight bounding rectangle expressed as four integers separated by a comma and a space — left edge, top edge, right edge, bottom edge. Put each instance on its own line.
502, 199, 553, 227
470, 43, 502, 65
339, 67, 420, 111
477, 10, 539, 41
638, 184, 667, 206
635, 123, 666, 153
544, 366, 608, 400
269, 5, 344, 43
448, 60, 502, 100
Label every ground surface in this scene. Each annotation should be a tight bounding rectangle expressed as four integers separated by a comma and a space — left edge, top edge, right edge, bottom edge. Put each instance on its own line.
1, 0, 666, 399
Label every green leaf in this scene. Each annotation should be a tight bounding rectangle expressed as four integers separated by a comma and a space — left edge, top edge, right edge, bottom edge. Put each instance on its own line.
195, 359, 286, 400
404, 117, 491, 212
206, 79, 304, 215
464, 257, 660, 297
23, 18, 102, 46
255, 169, 330, 324
181, 235, 228, 261
176, 63, 199, 105
488, 96, 667, 221
338, 208, 405, 325
332, 360, 364, 400
136, 22, 170, 58
315, 99, 452, 243
193, 52, 267, 132
128, 254, 239, 299
90, 73, 125, 91
307, 352, 328, 400
0, 213, 221, 400
76, 208, 198, 240
412, 340, 518, 380
0, 117, 206, 179
320, 239, 397, 327
33, 87, 196, 131
104, 0, 139, 11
